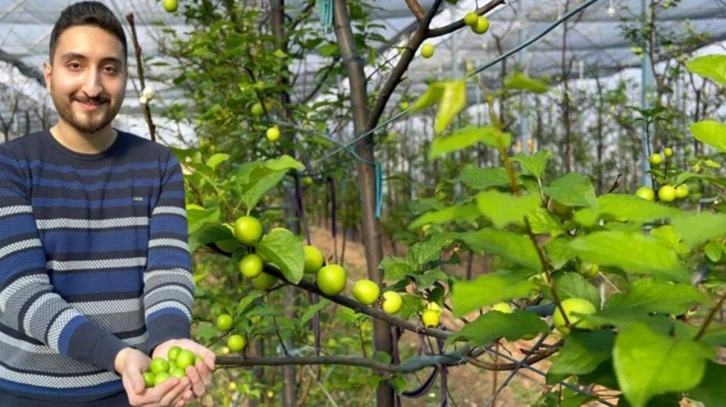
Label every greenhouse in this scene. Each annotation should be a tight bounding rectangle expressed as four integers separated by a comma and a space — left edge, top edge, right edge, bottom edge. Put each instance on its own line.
1, 0, 725, 406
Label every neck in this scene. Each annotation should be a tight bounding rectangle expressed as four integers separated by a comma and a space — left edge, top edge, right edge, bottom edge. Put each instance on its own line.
50, 122, 117, 154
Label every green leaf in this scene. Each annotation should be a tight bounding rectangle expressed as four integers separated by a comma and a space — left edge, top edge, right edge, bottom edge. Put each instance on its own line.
528, 207, 566, 237
398, 293, 422, 320
573, 194, 684, 227
673, 322, 726, 347
480, 129, 512, 150
255, 228, 304, 283
617, 394, 685, 407
671, 212, 726, 249
503, 71, 550, 94
701, 327, 726, 347
579, 358, 620, 390
379, 257, 414, 280
435, 80, 466, 134
411, 80, 467, 135
170, 146, 199, 163
543, 173, 597, 208
458, 229, 541, 271
186, 206, 221, 235
300, 299, 330, 326
690, 120, 726, 153
561, 393, 597, 407
264, 155, 305, 171
415, 268, 448, 289
205, 153, 230, 169
688, 361, 726, 407
446, 310, 548, 346
544, 237, 576, 269
650, 225, 689, 256
586, 308, 671, 331
235, 291, 264, 316
429, 126, 509, 159
704, 241, 723, 262
512, 149, 551, 179
674, 171, 726, 188
189, 223, 228, 253
193, 322, 218, 343
605, 278, 708, 315
409, 204, 480, 229
613, 323, 714, 407
455, 166, 513, 190
552, 272, 600, 307
569, 231, 688, 282
410, 82, 444, 111
234, 156, 305, 211
429, 127, 484, 159
476, 190, 541, 228
405, 233, 457, 268
451, 269, 536, 317
549, 330, 615, 376
686, 54, 726, 86
704, 159, 721, 168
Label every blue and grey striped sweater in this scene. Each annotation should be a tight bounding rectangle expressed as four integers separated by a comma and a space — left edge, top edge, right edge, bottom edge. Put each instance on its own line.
0, 130, 195, 403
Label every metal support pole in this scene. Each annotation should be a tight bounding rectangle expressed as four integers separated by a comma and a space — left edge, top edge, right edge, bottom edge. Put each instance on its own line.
517, 2, 529, 155
640, 0, 654, 187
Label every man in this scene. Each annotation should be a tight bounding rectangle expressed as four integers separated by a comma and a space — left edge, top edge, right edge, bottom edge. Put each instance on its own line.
0, 2, 214, 406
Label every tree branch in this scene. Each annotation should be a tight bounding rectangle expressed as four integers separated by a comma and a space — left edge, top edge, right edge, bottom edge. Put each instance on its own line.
300, 57, 341, 104
404, 0, 426, 21
261, 263, 451, 340
465, 342, 561, 371
216, 343, 562, 374
523, 217, 570, 326
694, 290, 726, 341
216, 353, 462, 373
363, 0, 445, 132
290, 0, 317, 32
204, 243, 452, 340
428, 0, 506, 38
125, 12, 156, 142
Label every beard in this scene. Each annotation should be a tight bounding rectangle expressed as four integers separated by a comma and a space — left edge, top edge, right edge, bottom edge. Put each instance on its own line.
50, 88, 122, 134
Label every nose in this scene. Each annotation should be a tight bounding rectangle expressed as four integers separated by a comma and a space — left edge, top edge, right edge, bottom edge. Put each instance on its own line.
82, 68, 104, 97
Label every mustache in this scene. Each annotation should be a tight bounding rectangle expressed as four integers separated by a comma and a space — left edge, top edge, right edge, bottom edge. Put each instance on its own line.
73, 95, 110, 104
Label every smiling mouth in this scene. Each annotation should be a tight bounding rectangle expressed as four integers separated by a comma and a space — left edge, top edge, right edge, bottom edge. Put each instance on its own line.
75, 99, 108, 111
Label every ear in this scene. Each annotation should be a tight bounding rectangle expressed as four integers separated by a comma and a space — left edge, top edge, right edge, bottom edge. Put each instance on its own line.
43, 62, 52, 92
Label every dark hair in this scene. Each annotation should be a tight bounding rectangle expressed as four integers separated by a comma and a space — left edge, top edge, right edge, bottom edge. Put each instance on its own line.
49, 1, 128, 63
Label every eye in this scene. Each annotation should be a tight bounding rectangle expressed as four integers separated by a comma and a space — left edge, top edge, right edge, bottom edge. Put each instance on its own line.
67, 62, 82, 70
104, 65, 120, 75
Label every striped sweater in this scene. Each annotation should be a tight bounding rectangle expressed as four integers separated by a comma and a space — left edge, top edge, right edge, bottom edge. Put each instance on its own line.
0, 130, 195, 403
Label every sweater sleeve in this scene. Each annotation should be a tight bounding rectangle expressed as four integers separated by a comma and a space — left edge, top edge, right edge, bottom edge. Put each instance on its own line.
0, 150, 128, 373
142, 151, 195, 354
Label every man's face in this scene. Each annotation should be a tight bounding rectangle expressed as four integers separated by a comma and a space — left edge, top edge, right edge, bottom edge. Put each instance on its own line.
44, 25, 127, 135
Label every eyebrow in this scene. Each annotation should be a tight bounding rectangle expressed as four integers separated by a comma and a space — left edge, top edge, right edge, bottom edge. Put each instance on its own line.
58, 52, 124, 66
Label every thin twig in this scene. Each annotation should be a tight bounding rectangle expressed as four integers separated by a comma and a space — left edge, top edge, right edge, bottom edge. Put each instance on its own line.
124, 12, 156, 142
695, 290, 726, 340
523, 217, 570, 326
428, 0, 506, 38
464, 342, 560, 371
607, 173, 623, 193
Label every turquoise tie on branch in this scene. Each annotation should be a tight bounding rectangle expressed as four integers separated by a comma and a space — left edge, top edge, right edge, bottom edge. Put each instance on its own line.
318, 0, 333, 34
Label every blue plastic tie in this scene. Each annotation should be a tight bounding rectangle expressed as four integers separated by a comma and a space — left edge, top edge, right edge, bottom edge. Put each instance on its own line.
341, 145, 383, 219
374, 161, 383, 219
318, 0, 333, 34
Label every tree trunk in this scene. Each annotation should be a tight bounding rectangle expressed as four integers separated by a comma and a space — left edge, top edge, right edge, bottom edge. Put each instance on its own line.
333, 2, 393, 406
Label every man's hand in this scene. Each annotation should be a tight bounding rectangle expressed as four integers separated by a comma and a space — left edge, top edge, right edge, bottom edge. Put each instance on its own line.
152, 339, 216, 399
114, 347, 193, 407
